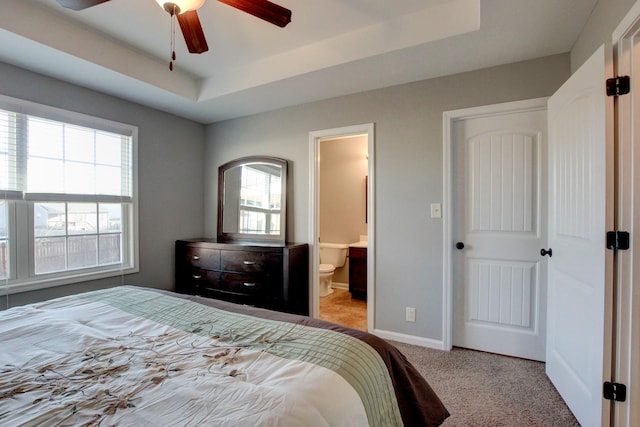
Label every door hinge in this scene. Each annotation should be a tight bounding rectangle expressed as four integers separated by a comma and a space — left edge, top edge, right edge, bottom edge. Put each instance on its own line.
606, 76, 630, 96
603, 382, 627, 402
606, 231, 630, 251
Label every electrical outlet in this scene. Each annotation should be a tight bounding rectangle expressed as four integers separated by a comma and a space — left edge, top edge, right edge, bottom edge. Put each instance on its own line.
406, 307, 416, 323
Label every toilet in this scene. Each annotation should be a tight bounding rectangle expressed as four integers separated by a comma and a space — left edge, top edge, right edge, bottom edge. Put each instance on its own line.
319, 242, 348, 297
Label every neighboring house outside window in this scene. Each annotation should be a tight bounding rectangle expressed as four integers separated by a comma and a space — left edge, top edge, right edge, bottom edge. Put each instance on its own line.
0, 95, 138, 293
238, 164, 281, 235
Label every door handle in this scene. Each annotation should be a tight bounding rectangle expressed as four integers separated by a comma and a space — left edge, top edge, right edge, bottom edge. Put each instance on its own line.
456, 242, 465, 250
540, 248, 553, 257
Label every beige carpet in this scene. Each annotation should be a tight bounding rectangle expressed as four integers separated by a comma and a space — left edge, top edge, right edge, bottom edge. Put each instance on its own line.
392, 342, 580, 426
319, 288, 367, 331
319, 289, 577, 426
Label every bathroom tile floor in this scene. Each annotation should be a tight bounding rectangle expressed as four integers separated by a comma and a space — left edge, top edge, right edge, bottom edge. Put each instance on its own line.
319, 289, 367, 331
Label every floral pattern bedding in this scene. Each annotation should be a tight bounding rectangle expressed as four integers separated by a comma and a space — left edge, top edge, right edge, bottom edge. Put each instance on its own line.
0, 286, 448, 426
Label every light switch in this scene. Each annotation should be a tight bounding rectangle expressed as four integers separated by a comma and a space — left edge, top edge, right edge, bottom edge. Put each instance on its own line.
430, 203, 442, 218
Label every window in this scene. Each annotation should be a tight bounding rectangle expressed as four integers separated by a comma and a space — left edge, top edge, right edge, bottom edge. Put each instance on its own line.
238, 165, 281, 235
0, 95, 138, 293
33, 202, 123, 274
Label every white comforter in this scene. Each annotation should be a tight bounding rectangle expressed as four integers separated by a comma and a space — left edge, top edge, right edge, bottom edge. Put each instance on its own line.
0, 288, 384, 426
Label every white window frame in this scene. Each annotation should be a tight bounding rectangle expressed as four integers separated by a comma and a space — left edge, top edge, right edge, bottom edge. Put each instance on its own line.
0, 95, 139, 295
238, 164, 282, 235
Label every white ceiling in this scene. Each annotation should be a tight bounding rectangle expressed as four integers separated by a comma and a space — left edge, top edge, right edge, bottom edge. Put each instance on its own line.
0, 0, 598, 124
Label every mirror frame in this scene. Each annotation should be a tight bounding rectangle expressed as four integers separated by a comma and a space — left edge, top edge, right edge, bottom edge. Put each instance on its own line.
217, 156, 288, 243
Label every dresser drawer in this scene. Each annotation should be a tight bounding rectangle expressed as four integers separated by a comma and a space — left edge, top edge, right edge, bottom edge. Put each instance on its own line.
190, 269, 273, 295
220, 250, 282, 273
183, 247, 220, 270
184, 268, 221, 288
218, 272, 273, 295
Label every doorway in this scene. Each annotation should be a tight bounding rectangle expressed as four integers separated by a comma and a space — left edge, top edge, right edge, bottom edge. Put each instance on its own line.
443, 98, 549, 360
309, 124, 375, 331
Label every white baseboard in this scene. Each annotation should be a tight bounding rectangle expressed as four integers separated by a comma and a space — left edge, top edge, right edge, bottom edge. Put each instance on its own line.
371, 328, 447, 350
331, 282, 348, 290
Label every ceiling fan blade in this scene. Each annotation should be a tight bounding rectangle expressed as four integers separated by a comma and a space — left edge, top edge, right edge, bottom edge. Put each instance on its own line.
218, 0, 292, 28
177, 10, 209, 54
56, 0, 110, 11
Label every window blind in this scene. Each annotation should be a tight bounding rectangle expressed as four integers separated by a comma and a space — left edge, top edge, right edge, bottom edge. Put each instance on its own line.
0, 98, 133, 203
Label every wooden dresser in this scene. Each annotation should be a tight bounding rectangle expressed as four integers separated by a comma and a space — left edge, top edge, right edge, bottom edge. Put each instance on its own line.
175, 239, 309, 315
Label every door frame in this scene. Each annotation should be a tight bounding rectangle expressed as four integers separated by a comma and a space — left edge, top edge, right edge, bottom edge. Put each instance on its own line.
308, 123, 375, 331
612, 2, 640, 425
442, 97, 548, 351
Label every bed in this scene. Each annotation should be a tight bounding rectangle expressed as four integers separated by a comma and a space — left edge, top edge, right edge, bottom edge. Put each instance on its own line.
0, 285, 449, 426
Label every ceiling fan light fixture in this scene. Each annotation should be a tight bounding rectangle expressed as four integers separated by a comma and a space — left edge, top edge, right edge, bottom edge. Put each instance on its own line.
155, 0, 205, 14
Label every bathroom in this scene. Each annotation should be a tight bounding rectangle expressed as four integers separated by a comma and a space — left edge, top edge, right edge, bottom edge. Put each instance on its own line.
318, 134, 368, 330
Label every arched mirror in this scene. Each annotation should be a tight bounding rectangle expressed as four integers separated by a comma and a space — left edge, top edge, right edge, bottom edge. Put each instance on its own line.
217, 156, 288, 242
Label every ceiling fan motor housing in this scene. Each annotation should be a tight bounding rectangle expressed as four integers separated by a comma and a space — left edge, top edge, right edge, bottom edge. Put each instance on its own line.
156, 0, 206, 15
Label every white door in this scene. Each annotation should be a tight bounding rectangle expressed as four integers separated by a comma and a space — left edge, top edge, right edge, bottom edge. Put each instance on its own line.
546, 44, 614, 427
452, 104, 547, 361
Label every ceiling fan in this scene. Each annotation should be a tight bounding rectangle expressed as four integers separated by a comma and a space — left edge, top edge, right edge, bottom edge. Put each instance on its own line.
55, 0, 292, 59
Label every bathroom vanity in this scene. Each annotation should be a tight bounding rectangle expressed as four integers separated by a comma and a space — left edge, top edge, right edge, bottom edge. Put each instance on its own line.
349, 244, 367, 300
175, 239, 309, 316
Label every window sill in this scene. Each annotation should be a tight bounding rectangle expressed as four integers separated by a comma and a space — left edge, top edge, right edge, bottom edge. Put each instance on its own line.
1, 265, 139, 295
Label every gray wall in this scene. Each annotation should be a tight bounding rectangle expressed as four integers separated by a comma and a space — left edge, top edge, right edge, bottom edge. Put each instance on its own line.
571, 0, 637, 71
205, 54, 570, 341
0, 61, 205, 308
0, 0, 634, 340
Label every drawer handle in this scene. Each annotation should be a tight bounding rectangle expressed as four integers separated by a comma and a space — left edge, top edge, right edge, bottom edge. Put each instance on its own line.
243, 261, 256, 265
243, 282, 256, 287
192, 274, 202, 280
192, 255, 200, 260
